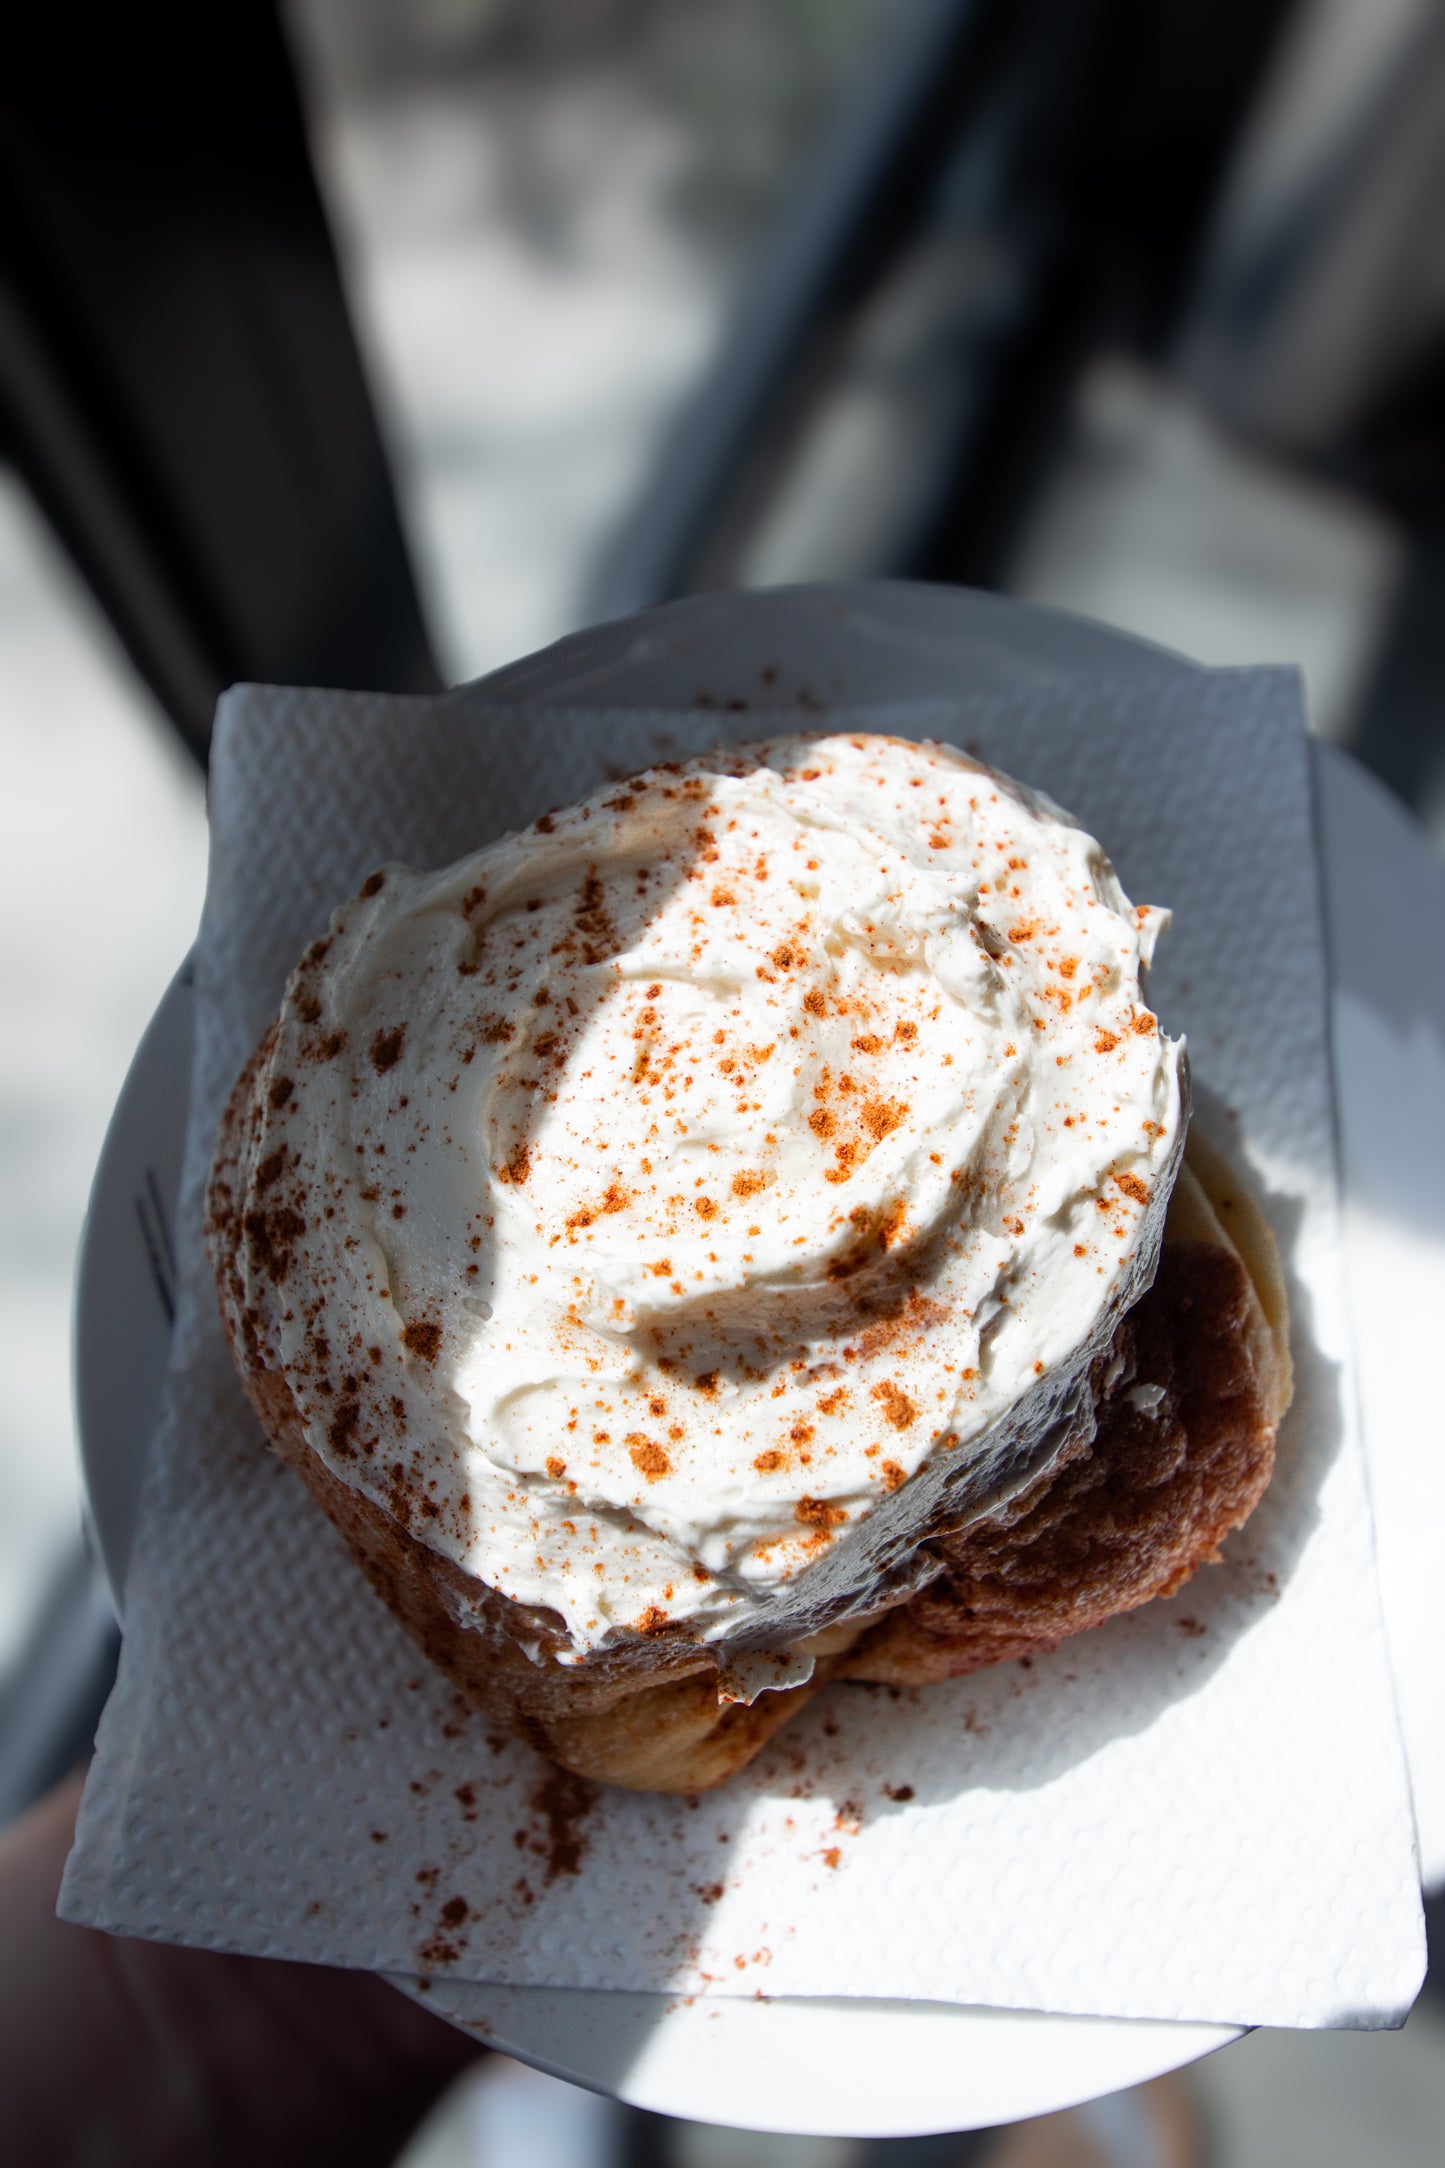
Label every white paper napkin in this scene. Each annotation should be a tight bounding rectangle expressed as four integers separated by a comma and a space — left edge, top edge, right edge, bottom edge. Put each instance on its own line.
61, 664, 1425, 2029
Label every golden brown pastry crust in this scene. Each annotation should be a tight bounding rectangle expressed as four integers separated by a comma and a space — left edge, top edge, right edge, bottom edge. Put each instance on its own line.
839, 1148, 1290, 1685
208, 1026, 1290, 1791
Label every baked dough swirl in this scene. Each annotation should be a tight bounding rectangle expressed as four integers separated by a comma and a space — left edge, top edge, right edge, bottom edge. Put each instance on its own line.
207, 735, 1287, 1789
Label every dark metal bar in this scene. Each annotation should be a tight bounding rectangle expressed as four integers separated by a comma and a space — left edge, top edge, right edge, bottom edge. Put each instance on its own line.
1, 4, 441, 764
1347, 514, 1445, 820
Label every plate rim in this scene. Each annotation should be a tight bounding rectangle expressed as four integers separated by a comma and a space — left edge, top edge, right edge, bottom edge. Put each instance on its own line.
74, 581, 1437, 2133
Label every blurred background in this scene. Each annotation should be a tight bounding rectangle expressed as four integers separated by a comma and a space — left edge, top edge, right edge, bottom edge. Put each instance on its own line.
4, 0, 1445, 2159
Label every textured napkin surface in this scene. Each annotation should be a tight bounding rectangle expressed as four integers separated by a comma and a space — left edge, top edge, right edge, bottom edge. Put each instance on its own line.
62, 666, 1424, 2028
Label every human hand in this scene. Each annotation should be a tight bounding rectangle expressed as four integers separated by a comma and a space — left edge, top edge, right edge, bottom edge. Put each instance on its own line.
0, 1771, 483, 2167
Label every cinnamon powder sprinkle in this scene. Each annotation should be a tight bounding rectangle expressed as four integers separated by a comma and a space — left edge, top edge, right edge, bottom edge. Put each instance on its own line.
628, 1436, 672, 1480
872, 1380, 918, 1430
795, 1496, 847, 1529
529, 1769, 596, 1882
369, 1026, 406, 1074
402, 1321, 442, 1363
862, 1097, 908, 1141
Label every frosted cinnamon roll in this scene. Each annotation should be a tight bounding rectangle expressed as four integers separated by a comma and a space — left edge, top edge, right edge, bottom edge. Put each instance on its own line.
206, 735, 1289, 1790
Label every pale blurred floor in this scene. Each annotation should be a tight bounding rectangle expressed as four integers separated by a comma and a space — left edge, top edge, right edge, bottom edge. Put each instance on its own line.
308, 61, 724, 683
0, 476, 207, 1668
1010, 358, 1403, 752
1192, 2002, 1445, 2168
398, 1995, 1445, 2167
289, 0, 882, 686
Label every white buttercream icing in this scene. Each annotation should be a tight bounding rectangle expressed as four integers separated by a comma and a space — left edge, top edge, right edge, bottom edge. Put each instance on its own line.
231, 735, 1184, 1659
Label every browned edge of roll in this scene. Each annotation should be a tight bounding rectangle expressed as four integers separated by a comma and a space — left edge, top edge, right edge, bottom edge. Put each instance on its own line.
837, 1130, 1292, 1689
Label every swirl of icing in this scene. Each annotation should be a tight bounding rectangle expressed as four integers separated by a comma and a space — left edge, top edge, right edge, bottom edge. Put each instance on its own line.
233, 735, 1184, 1660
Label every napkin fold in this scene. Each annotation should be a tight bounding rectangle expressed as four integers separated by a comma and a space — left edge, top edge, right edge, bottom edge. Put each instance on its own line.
62, 662, 1425, 2029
